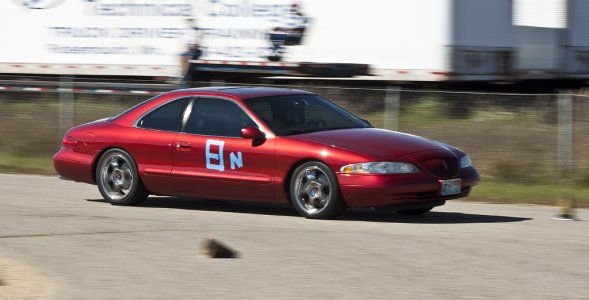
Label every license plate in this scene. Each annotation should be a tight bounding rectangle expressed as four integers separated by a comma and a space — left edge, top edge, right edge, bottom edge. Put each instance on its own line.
440, 179, 461, 196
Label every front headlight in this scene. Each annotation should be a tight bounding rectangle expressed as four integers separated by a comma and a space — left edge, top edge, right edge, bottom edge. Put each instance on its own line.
460, 155, 472, 168
340, 162, 419, 174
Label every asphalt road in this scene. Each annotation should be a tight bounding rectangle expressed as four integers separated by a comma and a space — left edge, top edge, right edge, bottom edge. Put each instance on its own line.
1, 173, 588, 300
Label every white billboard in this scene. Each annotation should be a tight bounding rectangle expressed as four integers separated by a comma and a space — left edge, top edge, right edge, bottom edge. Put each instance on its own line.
0, 0, 194, 76
0, 0, 516, 80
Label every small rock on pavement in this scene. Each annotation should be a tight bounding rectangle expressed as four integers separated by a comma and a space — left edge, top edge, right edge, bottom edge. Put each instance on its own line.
201, 238, 239, 259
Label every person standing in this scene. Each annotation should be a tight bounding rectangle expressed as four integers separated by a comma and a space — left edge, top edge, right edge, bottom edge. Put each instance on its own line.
180, 18, 202, 85
268, 3, 309, 61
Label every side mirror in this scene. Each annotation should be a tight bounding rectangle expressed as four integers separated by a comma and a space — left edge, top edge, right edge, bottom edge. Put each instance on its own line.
241, 126, 265, 140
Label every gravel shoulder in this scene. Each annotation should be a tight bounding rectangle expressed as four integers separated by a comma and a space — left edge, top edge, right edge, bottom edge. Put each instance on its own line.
0, 257, 54, 300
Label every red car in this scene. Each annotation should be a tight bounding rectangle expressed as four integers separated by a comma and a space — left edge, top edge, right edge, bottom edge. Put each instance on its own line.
54, 87, 479, 219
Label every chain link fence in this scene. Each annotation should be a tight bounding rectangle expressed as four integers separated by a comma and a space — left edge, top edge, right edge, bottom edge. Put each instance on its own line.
0, 81, 588, 184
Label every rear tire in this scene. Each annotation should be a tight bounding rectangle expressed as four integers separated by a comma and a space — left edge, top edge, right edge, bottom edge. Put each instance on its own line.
96, 148, 148, 206
290, 161, 346, 219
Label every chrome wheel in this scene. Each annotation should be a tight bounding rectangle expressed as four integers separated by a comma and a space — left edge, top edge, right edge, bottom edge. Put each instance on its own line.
290, 162, 345, 219
100, 153, 133, 200
294, 166, 332, 214
96, 148, 148, 206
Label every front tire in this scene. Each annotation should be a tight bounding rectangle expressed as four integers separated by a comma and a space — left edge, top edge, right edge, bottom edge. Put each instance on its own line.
96, 148, 148, 206
290, 161, 346, 219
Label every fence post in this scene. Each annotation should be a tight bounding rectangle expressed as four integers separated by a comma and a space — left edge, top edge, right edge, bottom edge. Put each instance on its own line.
58, 75, 74, 137
555, 90, 576, 220
557, 90, 573, 177
384, 86, 400, 131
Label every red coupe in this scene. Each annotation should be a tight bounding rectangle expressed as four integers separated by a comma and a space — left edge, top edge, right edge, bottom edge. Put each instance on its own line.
54, 87, 479, 219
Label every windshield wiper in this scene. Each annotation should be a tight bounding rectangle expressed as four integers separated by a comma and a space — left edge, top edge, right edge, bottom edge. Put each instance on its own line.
281, 128, 324, 136
281, 126, 364, 136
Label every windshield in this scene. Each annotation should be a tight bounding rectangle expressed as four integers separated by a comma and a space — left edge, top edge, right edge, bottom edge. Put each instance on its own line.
245, 94, 371, 136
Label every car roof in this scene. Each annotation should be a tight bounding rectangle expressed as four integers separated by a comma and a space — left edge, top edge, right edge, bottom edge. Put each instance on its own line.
174, 86, 313, 100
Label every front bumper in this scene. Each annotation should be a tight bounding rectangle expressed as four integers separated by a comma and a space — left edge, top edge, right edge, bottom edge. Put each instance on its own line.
337, 167, 479, 208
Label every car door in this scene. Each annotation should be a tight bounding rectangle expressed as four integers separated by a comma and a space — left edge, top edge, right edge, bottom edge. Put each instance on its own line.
171, 97, 275, 201
131, 96, 190, 196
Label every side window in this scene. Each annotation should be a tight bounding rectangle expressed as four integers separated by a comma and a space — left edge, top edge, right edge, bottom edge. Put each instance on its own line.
137, 98, 189, 132
185, 97, 256, 137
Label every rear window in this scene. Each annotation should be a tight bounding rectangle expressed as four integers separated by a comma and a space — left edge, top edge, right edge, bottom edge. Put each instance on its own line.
108, 94, 162, 122
136, 98, 189, 132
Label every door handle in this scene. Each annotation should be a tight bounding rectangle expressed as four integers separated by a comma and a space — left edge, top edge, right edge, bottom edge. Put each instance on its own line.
175, 141, 191, 150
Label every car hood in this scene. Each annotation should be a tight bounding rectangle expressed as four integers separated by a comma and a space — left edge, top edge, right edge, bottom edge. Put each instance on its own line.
291, 128, 450, 158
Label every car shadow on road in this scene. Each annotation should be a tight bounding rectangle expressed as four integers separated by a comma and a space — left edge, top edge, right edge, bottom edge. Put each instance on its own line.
342, 209, 532, 224
86, 197, 532, 224
86, 197, 299, 217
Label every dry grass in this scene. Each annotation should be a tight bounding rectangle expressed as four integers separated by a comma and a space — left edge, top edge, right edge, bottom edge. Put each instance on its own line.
0, 92, 143, 157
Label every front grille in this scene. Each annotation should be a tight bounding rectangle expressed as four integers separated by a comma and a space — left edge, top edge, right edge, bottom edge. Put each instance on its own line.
420, 157, 459, 178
